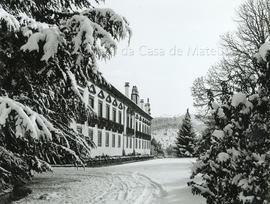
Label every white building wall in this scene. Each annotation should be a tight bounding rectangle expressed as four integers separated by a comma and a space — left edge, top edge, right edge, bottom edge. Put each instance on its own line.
90, 128, 123, 157
71, 82, 151, 158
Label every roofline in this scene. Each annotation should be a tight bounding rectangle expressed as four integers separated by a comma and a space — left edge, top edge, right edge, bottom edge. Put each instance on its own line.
86, 73, 153, 120
109, 85, 153, 120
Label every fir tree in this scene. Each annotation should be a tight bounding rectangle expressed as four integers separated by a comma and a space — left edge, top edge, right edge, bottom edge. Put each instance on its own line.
0, 0, 130, 192
174, 109, 196, 157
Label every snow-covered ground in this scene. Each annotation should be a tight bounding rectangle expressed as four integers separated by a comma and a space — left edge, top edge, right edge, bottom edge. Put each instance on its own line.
15, 158, 205, 204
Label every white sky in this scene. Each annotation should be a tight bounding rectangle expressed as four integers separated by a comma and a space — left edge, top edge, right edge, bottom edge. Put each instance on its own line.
97, 0, 244, 117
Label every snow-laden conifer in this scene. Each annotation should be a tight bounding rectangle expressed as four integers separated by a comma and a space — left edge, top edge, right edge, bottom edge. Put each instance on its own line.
0, 0, 130, 193
174, 109, 197, 157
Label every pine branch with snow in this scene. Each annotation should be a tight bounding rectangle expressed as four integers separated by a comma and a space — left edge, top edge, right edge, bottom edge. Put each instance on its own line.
0, 0, 130, 193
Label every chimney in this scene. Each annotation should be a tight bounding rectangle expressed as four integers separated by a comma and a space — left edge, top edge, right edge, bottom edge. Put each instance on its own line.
131, 86, 139, 104
125, 82, 130, 98
145, 98, 151, 115
140, 99, 144, 109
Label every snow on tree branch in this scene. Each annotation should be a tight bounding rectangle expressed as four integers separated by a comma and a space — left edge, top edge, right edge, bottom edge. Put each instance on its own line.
0, 7, 20, 31
21, 27, 63, 61
0, 96, 57, 141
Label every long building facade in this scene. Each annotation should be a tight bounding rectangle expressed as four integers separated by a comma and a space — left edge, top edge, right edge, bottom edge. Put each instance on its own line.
71, 79, 152, 157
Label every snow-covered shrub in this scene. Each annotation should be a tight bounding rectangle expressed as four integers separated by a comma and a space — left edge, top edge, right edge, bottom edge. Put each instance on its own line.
189, 42, 270, 203
0, 0, 130, 193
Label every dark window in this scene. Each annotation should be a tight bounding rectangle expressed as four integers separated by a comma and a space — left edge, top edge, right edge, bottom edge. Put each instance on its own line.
106, 104, 110, 120
126, 136, 128, 148
105, 132, 109, 147
98, 131, 102, 147
113, 108, 116, 122
118, 111, 122, 124
98, 101, 103, 117
136, 122, 138, 131
88, 128, 93, 141
127, 115, 129, 127
112, 134, 115, 147
136, 139, 138, 149
130, 137, 132, 148
139, 139, 141, 149
118, 135, 121, 147
89, 96, 94, 109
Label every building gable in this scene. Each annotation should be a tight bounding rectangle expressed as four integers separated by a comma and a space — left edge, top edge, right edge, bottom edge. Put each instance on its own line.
112, 99, 118, 107
98, 90, 105, 99
106, 95, 112, 103
89, 84, 96, 94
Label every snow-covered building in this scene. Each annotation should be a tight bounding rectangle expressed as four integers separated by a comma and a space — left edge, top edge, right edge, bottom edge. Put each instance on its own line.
71, 78, 152, 157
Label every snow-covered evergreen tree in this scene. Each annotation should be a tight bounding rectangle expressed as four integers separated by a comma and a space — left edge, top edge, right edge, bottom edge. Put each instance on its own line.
174, 109, 196, 157
189, 42, 270, 203
0, 0, 130, 192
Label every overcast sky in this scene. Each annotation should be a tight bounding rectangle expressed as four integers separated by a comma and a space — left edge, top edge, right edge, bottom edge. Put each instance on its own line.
97, 0, 243, 117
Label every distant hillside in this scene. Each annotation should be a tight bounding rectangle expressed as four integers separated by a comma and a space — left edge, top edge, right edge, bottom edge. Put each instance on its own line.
152, 115, 205, 133
151, 116, 184, 131
151, 115, 206, 149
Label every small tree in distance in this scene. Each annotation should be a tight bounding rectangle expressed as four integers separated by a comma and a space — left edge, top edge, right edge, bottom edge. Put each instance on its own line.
174, 109, 197, 157
151, 138, 164, 156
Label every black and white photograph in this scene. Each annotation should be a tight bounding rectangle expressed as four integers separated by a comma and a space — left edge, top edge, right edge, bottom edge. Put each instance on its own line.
1, 0, 270, 203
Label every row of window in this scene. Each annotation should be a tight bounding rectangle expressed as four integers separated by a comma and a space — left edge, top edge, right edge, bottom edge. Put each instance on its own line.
97, 100, 122, 124
77, 125, 150, 149
127, 115, 150, 135
98, 131, 150, 150
98, 131, 121, 148
136, 121, 151, 134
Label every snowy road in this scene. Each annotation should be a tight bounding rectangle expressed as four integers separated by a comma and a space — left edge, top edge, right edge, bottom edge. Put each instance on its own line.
15, 158, 205, 204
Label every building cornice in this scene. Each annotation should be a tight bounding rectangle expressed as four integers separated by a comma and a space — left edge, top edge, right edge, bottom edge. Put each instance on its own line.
87, 75, 153, 121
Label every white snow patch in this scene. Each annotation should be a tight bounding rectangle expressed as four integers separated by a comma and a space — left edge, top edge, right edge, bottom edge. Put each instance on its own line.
212, 130, 224, 139
231, 93, 247, 107
217, 108, 225, 118
259, 41, 270, 61
217, 152, 230, 162
211, 101, 219, 110
21, 28, 62, 61
223, 124, 233, 136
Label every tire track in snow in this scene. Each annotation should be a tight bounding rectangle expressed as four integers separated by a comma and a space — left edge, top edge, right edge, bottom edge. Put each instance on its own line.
15, 170, 167, 204
88, 171, 167, 204
132, 172, 168, 204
